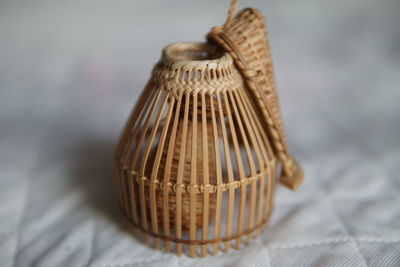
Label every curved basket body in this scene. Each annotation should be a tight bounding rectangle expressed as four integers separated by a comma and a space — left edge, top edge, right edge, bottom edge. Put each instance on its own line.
115, 42, 277, 257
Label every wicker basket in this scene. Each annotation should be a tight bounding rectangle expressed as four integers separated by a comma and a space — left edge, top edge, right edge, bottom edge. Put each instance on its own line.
115, 0, 303, 258
116, 42, 277, 257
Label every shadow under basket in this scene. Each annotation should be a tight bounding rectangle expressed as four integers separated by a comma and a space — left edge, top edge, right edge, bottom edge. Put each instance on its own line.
115, 42, 279, 257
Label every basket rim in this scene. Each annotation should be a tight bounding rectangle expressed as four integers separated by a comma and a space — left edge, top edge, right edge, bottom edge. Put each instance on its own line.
161, 42, 233, 71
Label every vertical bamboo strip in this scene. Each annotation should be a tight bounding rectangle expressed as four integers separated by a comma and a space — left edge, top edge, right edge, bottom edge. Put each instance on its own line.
163, 93, 183, 252
217, 93, 235, 252
128, 172, 139, 224
189, 93, 198, 257
210, 94, 223, 255
247, 173, 257, 244
267, 160, 276, 220
175, 92, 190, 255
116, 168, 126, 212
121, 170, 130, 217
200, 92, 210, 257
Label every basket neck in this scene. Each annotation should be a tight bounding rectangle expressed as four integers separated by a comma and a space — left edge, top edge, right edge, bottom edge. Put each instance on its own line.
160, 42, 235, 81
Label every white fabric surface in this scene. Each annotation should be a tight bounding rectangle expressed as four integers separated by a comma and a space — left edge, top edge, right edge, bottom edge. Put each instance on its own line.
1, 0, 399, 266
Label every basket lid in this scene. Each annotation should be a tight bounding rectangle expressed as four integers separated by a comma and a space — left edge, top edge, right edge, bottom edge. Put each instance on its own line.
207, 1, 303, 190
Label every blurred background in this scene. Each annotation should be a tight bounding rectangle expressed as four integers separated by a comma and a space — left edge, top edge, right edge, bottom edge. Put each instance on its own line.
1, 0, 399, 266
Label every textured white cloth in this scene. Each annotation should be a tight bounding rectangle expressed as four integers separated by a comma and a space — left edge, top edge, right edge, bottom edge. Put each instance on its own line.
1, 0, 399, 266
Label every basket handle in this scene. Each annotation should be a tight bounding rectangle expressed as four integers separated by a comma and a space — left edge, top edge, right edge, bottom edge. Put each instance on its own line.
212, 0, 305, 191
225, 0, 238, 27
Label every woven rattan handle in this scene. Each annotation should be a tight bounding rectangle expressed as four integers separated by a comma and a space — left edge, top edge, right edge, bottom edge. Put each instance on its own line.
225, 0, 238, 27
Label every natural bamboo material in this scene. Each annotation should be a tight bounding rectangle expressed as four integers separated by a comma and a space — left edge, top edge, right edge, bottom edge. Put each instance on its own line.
208, 1, 304, 190
115, 0, 303, 257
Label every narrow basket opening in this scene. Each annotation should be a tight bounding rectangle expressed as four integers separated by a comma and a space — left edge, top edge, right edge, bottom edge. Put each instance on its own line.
171, 49, 216, 61
164, 43, 222, 62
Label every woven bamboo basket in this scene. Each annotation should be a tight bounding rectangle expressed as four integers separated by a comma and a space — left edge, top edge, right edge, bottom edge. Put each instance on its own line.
115, 0, 303, 257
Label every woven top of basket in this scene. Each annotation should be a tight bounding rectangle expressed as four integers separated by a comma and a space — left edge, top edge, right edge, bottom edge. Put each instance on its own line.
116, 41, 277, 190
156, 42, 246, 97
161, 42, 229, 70
207, 4, 304, 191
